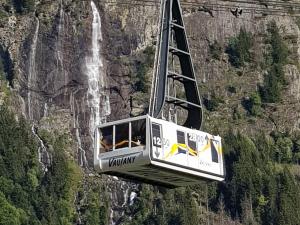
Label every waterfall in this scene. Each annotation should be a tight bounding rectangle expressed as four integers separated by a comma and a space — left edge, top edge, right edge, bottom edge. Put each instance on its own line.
28, 18, 39, 121
69, 91, 87, 167
27, 18, 51, 171
108, 179, 139, 224
76, 115, 87, 167
129, 191, 137, 206
58, 0, 64, 45
43, 103, 48, 117
86, 1, 111, 142
57, 0, 65, 84
110, 209, 116, 225
31, 125, 51, 172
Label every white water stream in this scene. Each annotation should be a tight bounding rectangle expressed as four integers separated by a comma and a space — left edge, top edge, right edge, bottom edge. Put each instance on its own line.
76, 115, 87, 167
57, 0, 65, 85
70, 92, 87, 167
27, 18, 52, 170
31, 125, 51, 172
28, 18, 39, 121
86, 1, 111, 141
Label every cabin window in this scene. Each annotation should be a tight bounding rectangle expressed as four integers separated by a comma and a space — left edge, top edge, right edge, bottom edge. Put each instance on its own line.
115, 123, 129, 149
152, 123, 162, 147
131, 119, 146, 147
100, 126, 113, 153
99, 118, 146, 154
177, 130, 185, 144
211, 140, 219, 163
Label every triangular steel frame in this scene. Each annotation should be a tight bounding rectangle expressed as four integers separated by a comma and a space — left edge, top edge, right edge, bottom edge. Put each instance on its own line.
149, 0, 203, 130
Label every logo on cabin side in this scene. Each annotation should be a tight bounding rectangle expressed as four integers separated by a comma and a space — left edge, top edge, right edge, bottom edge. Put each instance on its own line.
164, 136, 222, 163
109, 156, 136, 167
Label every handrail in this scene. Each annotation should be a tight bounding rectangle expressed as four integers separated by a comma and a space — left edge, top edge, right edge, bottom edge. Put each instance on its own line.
100, 140, 144, 151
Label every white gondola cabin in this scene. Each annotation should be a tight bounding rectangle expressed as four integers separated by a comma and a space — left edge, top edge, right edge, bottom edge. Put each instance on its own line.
94, 0, 226, 187
94, 115, 225, 187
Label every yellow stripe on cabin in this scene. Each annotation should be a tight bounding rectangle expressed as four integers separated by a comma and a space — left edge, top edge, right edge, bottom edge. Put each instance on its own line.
164, 139, 222, 160
164, 143, 197, 159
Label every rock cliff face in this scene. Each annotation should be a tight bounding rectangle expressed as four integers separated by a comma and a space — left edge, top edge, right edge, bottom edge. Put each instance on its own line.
2, 0, 160, 166
184, 9, 300, 134
1, 1, 160, 222
0, 0, 300, 224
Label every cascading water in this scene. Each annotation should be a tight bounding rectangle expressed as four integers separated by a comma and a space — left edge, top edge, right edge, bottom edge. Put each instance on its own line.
76, 115, 87, 166
27, 17, 52, 171
27, 17, 51, 169
57, 0, 65, 86
43, 103, 48, 118
107, 179, 140, 224
28, 18, 39, 121
129, 191, 137, 206
31, 125, 51, 172
69, 92, 85, 166
86, 1, 111, 142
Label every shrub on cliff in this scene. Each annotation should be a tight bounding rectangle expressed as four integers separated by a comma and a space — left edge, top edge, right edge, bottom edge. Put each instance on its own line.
13, 0, 35, 14
242, 92, 262, 116
203, 93, 224, 111
134, 46, 155, 93
0, 46, 13, 86
209, 40, 222, 60
226, 28, 253, 68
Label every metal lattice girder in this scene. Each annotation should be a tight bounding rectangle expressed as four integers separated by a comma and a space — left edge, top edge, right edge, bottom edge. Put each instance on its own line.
150, 0, 203, 130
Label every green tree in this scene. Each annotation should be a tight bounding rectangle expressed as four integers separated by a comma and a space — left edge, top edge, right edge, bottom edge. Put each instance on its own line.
261, 21, 289, 103
0, 192, 27, 225
226, 28, 253, 68
85, 189, 109, 225
134, 46, 155, 93
277, 168, 300, 225
0, 106, 82, 224
243, 92, 262, 116
275, 137, 293, 163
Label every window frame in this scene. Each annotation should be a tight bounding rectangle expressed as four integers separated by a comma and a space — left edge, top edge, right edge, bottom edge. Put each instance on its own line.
151, 123, 162, 148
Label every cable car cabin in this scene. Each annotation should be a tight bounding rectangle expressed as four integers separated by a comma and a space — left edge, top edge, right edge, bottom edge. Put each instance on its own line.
94, 115, 225, 187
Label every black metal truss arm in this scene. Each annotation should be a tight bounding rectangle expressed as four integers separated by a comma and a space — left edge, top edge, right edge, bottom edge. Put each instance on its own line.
150, 0, 203, 130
